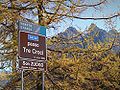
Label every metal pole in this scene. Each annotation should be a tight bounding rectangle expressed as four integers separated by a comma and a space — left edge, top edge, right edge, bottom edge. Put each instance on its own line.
21, 70, 24, 90
42, 71, 44, 90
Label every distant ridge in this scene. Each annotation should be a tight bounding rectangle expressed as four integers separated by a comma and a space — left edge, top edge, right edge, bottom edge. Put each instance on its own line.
48, 23, 120, 53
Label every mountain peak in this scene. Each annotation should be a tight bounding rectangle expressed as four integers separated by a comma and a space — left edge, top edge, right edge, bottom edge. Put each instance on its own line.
66, 27, 77, 32
90, 23, 96, 27
58, 27, 79, 38
88, 23, 98, 31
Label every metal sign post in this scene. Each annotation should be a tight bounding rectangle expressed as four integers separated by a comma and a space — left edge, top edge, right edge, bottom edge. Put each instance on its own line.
42, 71, 45, 90
21, 70, 24, 90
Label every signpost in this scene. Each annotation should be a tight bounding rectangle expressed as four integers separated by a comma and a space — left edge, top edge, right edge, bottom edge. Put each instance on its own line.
19, 31, 46, 70
19, 31, 46, 60
18, 21, 46, 90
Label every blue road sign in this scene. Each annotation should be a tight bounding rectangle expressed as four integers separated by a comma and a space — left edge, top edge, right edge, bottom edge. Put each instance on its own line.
28, 34, 39, 41
18, 21, 46, 36
40, 26, 46, 36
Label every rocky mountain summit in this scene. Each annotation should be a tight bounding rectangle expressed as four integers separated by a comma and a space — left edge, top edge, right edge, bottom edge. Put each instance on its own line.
48, 23, 120, 53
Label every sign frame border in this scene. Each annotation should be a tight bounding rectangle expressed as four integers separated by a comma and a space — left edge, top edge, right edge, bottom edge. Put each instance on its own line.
18, 30, 47, 70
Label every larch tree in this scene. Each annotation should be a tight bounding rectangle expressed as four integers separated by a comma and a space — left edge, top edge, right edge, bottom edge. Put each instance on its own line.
0, 0, 120, 89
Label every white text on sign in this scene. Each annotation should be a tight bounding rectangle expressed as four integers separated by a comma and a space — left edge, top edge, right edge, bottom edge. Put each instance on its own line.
23, 47, 43, 55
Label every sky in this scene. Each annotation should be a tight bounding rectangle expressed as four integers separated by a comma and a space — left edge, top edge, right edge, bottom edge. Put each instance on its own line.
47, 0, 120, 37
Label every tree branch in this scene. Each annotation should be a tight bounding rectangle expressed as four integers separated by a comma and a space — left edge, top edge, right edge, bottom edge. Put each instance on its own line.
48, 0, 106, 8
46, 10, 120, 20
69, 0, 107, 7
7, 6, 36, 10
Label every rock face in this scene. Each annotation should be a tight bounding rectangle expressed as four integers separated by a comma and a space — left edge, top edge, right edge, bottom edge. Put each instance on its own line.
48, 23, 120, 53
57, 27, 79, 38
87, 23, 108, 43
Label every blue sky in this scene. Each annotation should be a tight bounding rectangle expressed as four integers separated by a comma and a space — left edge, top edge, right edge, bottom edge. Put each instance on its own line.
47, 0, 120, 37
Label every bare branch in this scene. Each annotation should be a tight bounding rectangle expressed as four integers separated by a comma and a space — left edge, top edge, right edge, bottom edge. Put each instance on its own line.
7, 6, 36, 10
46, 11, 120, 20
48, 0, 106, 8
70, 0, 107, 7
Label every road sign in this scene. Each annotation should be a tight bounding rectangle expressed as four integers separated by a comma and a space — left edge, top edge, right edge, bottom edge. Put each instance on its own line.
18, 21, 46, 90
18, 21, 46, 36
19, 60, 46, 70
19, 31, 46, 60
